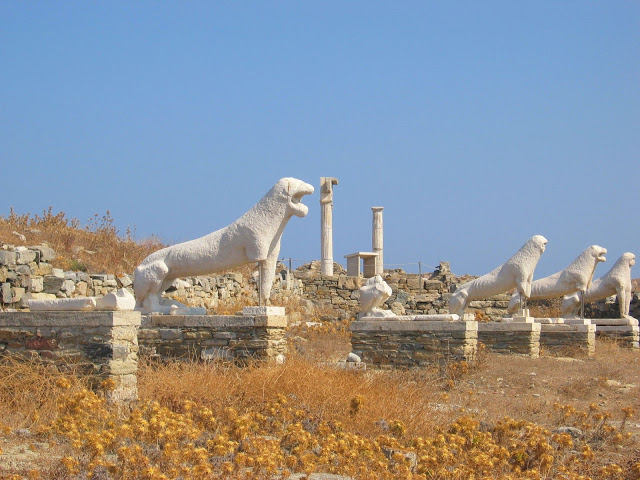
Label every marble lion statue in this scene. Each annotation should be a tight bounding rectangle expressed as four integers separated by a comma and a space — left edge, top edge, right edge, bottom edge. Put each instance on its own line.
448, 235, 547, 316
134, 177, 314, 313
562, 252, 635, 319
508, 245, 607, 313
358, 275, 395, 318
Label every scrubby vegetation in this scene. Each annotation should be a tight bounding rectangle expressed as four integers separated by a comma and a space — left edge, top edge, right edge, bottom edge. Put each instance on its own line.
1, 330, 639, 479
0, 207, 163, 274
1, 209, 639, 478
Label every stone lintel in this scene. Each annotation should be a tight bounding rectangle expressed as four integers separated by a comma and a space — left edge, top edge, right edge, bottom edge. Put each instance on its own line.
478, 322, 541, 332
147, 314, 287, 328
0, 311, 141, 327
359, 314, 460, 322
540, 324, 595, 333
596, 325, 639, 333
591, 318, 639, 326
351, 320, 477, 333
242, 306, 285, 316
562, 318, 592, 325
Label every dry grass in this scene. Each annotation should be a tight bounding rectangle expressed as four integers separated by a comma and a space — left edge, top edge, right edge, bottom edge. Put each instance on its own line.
0, 207, 163, 274
1, 335, 639, 479
528, 298, 564, 318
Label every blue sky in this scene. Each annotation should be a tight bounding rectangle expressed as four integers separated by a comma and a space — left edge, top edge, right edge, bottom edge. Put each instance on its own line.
2, 1, 638, 277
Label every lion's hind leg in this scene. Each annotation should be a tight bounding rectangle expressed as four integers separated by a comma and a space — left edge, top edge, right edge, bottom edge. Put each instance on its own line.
561, 293, 580, 318
448, 289, 469, 316
616, 284, 631, 319
134, 260, 170, 313
507, 293, 522, 314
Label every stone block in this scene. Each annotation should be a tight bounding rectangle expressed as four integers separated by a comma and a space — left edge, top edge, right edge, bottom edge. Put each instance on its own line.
50, 268, 64, 278
31, 245, 56, 262
595, 325, 639, 348
116, 273, 133, 288
43, 275, 65, 293
225, 272, 243, 284
28, 297, 97, 311
540, 324, 596, 356
0, 251, 17, 267
75, 281, 88, 296
159, 329, 183, 341
96, 289, 136, 311
32, 262, 53, 276
478, 322, 541, 356
61, 279, 76, 294
242, 306, 285, 316
29, 276, 44, 293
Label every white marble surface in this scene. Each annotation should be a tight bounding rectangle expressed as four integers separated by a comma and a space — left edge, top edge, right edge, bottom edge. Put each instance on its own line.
508, 245, 607, 313
562, 252, 635, 320
134, 178, 313, 313
358, 275, 394, 318
448, 235, 547, 315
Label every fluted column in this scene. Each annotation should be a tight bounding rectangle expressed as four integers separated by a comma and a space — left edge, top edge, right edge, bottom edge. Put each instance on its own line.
320, 177, 338, 276
372, 207, 383, 275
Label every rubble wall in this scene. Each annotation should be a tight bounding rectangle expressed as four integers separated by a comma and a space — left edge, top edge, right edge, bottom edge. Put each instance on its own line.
1, 245, 637, 321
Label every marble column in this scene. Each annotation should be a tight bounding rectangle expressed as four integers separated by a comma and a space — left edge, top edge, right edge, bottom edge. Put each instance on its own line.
372, 207, 384, 275
320, 177, 339, 276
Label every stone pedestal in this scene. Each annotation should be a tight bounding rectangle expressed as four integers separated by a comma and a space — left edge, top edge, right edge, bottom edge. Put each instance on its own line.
562, 318, 590, 325
242, 306, 285, 316
0, 311, 141, 403
351, 319, 477, 368
345, 252, 379, 278
139, 314, 288, 362
478, 322, 541, 357
539, 323, 596, 357
591, 318, 639, 348
512, 309, 535, 323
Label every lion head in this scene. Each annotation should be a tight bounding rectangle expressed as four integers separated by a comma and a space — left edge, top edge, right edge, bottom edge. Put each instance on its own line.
623, 252, 636, 267
531, 235, 548, 253
274, 177, 314, 218
588, 245, 607, 264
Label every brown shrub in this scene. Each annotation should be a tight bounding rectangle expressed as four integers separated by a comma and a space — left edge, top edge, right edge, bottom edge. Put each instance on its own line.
0, 207, 163, 274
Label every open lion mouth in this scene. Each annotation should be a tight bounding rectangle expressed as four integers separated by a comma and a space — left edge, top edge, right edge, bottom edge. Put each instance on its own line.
289, 183, 314, 217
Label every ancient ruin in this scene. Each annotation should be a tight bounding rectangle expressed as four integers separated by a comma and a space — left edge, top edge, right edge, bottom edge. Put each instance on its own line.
372, 207, 384, 275
562, 252, 636, 320
134, 178, 314, 313
508, 245, 607, 313
358, 275, 394, 318
448, 235, 548, 316
320, 177, 338, 276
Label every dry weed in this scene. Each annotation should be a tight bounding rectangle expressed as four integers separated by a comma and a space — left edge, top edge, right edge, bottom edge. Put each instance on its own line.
2, 347, 638, 479
0, 207, 163, 274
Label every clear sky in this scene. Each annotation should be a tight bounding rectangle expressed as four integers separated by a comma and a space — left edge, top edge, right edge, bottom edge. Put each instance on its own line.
2, 1, 638, 277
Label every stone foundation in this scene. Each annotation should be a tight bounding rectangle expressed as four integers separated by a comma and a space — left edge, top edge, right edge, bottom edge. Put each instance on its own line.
0, 311, 140, 403
350, 319, 477, 369
138, 314, 288, 362
540, 323, 596, 357
477, 322, 541, 357
591, 319, 639, 349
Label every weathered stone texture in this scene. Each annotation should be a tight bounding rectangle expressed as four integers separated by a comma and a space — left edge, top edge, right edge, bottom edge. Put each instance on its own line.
594, 325, 639, 349
477, 322, 541, 356
539, 324, 596, 357
0, 311, 141, 402
351, 320, 477, 368
139, 314, 288, 362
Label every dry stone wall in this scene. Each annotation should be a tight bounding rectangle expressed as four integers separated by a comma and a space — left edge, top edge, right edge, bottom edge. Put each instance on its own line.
138, 314, 287, 362
351, 319, 478, 368
2, 245, 637, 320
0, 311, 140, 402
